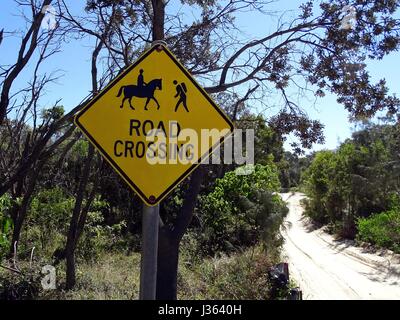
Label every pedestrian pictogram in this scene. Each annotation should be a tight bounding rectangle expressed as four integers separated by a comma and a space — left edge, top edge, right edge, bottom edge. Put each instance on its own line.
74, 44, 233, 206
173, 80, 188, 112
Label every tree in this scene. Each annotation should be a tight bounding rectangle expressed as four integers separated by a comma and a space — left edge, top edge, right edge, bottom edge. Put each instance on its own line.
303, 121, 400, 238
0, 0, 54, 126
303, 150, 337, 224
62, 2, 120, 289
0, 0, 83, 256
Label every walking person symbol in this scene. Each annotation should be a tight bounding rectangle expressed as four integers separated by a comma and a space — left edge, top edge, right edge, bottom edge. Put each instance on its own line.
173, 80, 189, 112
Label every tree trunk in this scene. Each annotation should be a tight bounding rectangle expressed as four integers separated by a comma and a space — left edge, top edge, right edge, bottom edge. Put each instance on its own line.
64, 27, 105, 289
65, 245, 76, 289
65, 169, 99, 289
156, 229, 179, 300
151, 0, 165, 41
8, 161, 43, 256
65, 145, 94, 290
156, 166, 204, 299
65, 215, 79, 289
10, 218, 23, 255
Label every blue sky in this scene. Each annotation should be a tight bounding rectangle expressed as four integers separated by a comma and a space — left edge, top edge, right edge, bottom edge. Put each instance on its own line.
0, 0, 399, 153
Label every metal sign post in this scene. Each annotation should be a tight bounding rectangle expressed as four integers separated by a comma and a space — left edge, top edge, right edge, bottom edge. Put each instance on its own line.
139, 203, 159, 300
139, 42, 164, 300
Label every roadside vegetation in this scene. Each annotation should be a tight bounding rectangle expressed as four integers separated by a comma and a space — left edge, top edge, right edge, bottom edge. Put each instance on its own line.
3, 245, 278, 300
302, 121, 400, 253
40, 245, 278, 300
0, 152, 289, 299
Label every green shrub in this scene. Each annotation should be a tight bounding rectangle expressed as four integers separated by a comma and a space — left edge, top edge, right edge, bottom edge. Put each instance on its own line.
78, 203, 126, 262
48, 252, 141, 300
303, 124, 400, 239
178, 246, 274, 299
357, 209, 400, 253
20, 188, 127, 264
0, 259, 46, 300
0, 272, 41, 300
180, 232, 205, 267
302, 150, 337, 224
199, 163, 288, 255
26, 188, 74, 257
0, 194, 13, 259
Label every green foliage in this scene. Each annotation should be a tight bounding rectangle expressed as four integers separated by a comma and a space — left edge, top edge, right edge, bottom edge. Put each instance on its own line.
43, 247, 281, 300
53, 252, 141, 300
71, 139, 89, 158
0, 260, 45, 300
41, 105, 64, 122
236, 115, 284, 165
179, 232, 205, 267
26, 188, 75, 257
278, 152, 312, 191
305, 1, 400, 120
25, 188, 125, 262
302, 150, 337, 224
303, 122, 400, 242
239, 191, 289, 255
0, 194, 12, 259
1, 0, 400, 299
78, 198, 126, 262
0, 271, 42, 300
178, 246, 274, 300
199, 163, 288, 254
357, 209, 400, 253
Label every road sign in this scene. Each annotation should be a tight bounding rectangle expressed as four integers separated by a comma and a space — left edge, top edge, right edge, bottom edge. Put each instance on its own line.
74, 44, 233, 206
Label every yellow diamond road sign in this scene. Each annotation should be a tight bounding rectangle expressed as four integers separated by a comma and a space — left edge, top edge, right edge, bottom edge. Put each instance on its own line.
74, 44, 233, 206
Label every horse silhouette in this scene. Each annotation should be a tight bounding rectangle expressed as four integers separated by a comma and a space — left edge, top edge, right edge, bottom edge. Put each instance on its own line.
117, 79, 162, 110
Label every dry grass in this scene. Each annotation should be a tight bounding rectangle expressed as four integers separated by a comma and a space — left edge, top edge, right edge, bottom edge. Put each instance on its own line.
47, 252, 141, 300
37, 245, 276, 300
178, 246, 274, 300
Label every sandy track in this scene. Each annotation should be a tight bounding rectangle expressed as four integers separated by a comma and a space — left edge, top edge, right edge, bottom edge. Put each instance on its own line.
281, 192, 400, 300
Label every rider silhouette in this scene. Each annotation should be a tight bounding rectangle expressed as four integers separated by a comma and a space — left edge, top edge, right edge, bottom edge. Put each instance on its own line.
137, 69, 146, 90
173, 80, 188, 112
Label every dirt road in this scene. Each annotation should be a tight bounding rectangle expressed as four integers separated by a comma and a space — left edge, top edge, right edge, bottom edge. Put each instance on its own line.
281, 192, 400, 300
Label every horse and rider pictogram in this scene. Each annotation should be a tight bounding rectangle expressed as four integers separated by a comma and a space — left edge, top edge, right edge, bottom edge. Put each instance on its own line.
117, 69, 162, 111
